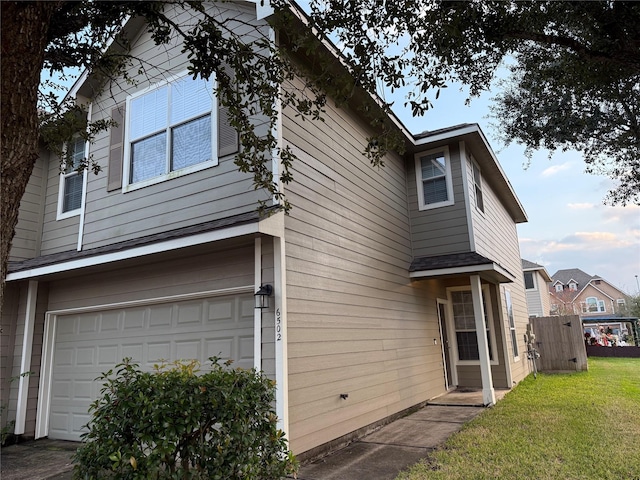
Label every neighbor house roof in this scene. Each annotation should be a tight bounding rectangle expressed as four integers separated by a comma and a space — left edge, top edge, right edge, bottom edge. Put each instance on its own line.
551, 268, 595, 287
522, 259, 552, 282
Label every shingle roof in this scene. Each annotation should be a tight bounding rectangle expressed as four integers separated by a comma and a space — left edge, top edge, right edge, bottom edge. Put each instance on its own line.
522, 259, 544, 270
550, 268, 594, 286
8, 208, 273, 275
410, 252, 495, 271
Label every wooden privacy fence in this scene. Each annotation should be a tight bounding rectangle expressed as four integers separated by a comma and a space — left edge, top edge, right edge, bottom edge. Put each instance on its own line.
529, 315, 588, 372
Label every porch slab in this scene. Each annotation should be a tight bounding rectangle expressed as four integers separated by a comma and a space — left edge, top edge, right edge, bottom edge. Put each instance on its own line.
427, 388, 510, 407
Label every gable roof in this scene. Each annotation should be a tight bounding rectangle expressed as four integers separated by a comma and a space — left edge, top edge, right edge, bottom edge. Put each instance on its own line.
521, 259, 552, 282
551, 268, 594, 287
412, 124, 527, 224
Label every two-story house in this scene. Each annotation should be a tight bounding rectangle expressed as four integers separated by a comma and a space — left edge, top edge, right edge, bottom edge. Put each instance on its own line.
521, 259, 552, 317
550, 268, 630, 317
2, 1, 531, 458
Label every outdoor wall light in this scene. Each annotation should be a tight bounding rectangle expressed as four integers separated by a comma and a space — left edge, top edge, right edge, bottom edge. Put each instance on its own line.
254, 284, 273, 309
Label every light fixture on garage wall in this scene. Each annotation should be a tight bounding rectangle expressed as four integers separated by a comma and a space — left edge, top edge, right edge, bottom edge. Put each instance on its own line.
254, 284, 273, 309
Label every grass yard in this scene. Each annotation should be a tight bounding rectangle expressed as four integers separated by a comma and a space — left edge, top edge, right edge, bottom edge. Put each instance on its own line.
397, 357, 640, 480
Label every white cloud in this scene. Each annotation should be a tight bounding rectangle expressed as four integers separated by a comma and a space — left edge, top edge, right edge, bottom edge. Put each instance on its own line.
567, 203, 594, 209
541, 163, 572, 177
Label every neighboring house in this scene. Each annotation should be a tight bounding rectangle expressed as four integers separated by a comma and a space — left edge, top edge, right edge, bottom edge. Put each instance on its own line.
521, 259, 552, 317
2, 2, 531, 458
549, 268, 630, 317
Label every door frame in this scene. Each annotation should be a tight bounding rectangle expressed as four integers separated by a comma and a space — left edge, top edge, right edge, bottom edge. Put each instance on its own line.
437, 298, 456, 389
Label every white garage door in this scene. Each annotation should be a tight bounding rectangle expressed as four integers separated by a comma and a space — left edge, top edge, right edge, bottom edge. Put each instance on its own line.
48, 293, 254, 441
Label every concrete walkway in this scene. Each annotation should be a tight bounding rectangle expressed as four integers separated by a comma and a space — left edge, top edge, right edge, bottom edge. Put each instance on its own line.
294, 405, 483, 480
1, 390, 503, 480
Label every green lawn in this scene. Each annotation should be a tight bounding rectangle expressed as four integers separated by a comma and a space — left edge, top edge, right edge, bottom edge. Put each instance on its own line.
397, 357, 640, 480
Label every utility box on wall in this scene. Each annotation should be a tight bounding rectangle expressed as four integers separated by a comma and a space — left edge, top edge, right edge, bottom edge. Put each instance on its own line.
529, 315, 588, 372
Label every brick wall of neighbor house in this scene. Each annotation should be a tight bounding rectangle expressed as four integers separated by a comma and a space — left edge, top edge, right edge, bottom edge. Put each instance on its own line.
10, 150, 47, 262
577, 283, 628, 315
282, 80, 446, 454
38, 2, 270, 257
463, 149, 530, 385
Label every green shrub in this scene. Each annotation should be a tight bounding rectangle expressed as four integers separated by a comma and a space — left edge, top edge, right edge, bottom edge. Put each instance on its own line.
73, 358, 297, 479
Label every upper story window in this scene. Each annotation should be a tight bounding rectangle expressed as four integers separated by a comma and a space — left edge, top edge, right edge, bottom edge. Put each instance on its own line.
415, 146, 454, 210
568, 282, 578, 291
524, 271, 536, 290
124, 73, 217, 189
57, 136, 85, 218
583, 296, 605, 313
472, 161, 484, 212
554, 284, 563, 293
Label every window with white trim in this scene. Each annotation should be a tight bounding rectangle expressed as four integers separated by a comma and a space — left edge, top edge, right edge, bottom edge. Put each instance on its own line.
415, 146, 453, 210
126, 73, 216, 187
582, 297, 605, 313
504, 289, 519, 358
554, 284, 563, 292
58, 136, 85, 217
450, 289, 494, 361
569, 282, 578, 291
472, 161, 484, 212
524, 272, 536, 290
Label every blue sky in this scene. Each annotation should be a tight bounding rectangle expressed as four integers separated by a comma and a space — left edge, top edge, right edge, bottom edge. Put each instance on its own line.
390, 83, 640, 295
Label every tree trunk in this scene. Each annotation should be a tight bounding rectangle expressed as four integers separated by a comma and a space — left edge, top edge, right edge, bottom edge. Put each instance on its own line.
1, 2, 60, 308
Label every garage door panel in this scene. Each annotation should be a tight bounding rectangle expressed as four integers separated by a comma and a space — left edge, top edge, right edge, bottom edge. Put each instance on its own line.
177, 302, 204, 325
97, 345, 119, 366
123, 308, 146, 330
78, 315, 99, 334
98, 311, 120, 332
49, 293, 254, 441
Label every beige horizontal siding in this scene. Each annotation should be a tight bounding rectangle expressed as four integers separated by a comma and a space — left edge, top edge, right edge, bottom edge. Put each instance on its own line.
11, 151, 47, 261
464, 149, 530, 384
47, 240, 254, 312
282, 79, 447, 454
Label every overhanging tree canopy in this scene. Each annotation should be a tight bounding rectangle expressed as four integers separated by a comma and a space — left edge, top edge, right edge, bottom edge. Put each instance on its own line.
304, 0, 640, 205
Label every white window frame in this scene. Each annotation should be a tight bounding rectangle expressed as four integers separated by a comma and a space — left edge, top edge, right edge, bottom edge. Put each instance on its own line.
524, 271, 536, 290
471, 159, 484, 213
569, 282, 578, 291
414, 145, 454, 210
555, 284, 563, 292
504, 289, 519, 360
122, 71, 218, 192
447, 285, 498, 366
583, 296, 605, 313
56, 136, 86, 220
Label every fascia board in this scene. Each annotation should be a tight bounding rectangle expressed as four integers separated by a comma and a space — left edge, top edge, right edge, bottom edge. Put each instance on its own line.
409, 262, 515, 283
